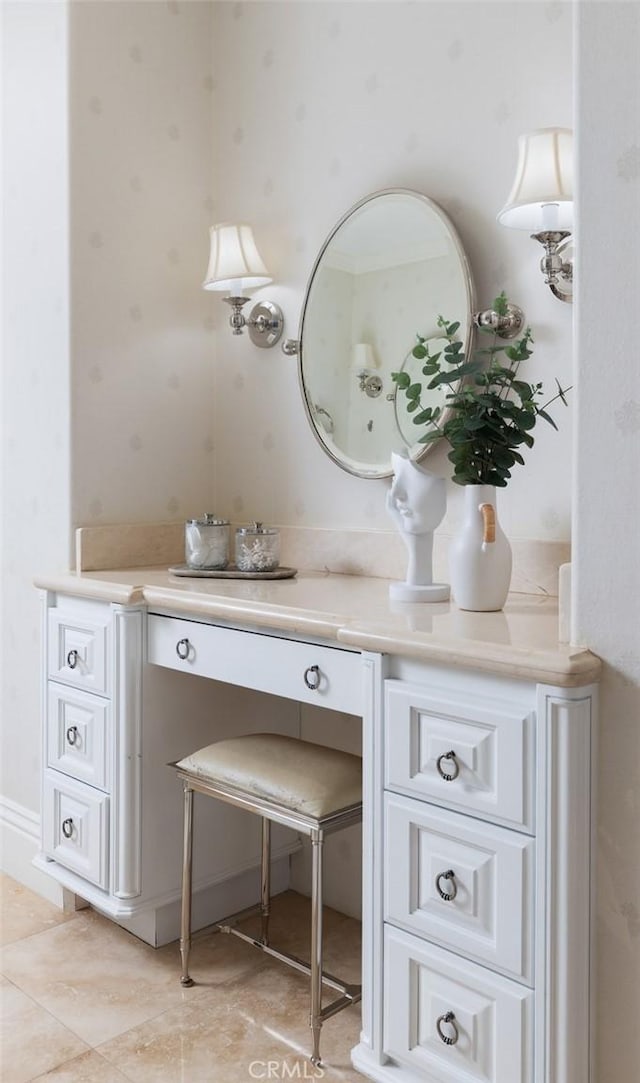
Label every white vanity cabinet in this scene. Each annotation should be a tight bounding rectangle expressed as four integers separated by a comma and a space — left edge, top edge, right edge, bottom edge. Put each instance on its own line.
353, 657, 596, 1083
35, 571, 597, 1082
39, 593, 144, 905
42, 597, 114, 890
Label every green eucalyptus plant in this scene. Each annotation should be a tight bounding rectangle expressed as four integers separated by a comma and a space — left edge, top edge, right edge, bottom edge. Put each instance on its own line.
391, 292, 570, 488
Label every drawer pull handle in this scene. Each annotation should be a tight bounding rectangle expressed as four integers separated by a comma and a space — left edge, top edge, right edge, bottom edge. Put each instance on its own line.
61, 817, 74, 839
176, 638, 191, 661
66, 649, 79, 670
304, 665, 321, 691
435, 869, 458, 901
66, 726, 79, 747
436, 1011, 459, 1046
436, 750, 459, 781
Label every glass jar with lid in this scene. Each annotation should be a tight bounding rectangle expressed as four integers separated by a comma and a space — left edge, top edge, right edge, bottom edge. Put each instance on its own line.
235, 522, 280, 572
185, 514, 230, 570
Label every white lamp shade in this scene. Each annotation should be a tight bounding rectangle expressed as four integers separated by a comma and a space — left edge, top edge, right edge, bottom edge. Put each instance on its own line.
351, 342, 378, 370
497, 127, 573, 231
203, 223, 272, 292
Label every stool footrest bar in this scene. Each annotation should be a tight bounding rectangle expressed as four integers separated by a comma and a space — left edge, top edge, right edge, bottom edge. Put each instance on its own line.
320, 990, 362, 1023
218, 923, 359, 998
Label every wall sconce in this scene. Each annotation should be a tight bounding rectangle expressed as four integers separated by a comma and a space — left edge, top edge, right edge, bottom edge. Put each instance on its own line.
202, 222, 284, 346
352, 342, 383, 397
497, 127, 574, 303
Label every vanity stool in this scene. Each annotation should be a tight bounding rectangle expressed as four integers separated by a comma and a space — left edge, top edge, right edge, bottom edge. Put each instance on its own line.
174, 732, 363, 1066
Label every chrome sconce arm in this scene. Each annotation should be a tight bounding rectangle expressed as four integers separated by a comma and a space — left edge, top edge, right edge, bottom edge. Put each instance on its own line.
532, 230, 573, 303
222, 296, 284, 347
224, 295, 251, 335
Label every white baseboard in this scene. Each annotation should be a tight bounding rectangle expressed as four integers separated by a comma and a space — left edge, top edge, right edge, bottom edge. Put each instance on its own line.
0, 794, 65, 906
120, 855, 292, 947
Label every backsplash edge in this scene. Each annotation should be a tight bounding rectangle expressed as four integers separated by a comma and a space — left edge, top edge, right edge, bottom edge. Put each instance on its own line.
76, 522, 568, 597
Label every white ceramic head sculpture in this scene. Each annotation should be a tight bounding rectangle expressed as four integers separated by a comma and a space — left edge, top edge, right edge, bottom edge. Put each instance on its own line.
386, 451, 450, 602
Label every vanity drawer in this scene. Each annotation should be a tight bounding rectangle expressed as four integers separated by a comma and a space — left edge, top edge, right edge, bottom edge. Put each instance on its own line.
147, 614, 363, 715
384, 925, 533, 1083
385, 793, 533, 983
385, 679, 534, 832
47, 683, 110, 792
48, 609, 110, 695
43, 771, 109, 890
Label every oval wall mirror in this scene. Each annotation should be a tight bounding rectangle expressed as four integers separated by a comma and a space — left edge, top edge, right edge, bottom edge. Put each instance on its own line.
298, 189, 476, 478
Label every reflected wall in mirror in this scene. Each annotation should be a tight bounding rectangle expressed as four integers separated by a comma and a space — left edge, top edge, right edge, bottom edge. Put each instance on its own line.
298, 189, 475, 478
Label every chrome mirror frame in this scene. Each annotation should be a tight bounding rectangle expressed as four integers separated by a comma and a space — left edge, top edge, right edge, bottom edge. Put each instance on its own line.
291, 188, 476, 479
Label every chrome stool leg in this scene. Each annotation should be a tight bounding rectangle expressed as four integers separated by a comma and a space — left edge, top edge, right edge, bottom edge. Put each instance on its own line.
260, 817, 271, 945
180, 783, 195, 987
310, 828, 324, 1066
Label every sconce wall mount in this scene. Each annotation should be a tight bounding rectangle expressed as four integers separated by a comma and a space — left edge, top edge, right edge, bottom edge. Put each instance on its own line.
532, 230, 573, 302
222, 296, 284, 347
357, 371, 383, 397
473, 302, 525, 339
352, 342, 383, 397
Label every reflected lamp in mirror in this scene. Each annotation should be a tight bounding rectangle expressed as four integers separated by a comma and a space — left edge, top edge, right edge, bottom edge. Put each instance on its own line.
352, 343, 383, 398
203, 222, 284, 346
497, 127, 574, 303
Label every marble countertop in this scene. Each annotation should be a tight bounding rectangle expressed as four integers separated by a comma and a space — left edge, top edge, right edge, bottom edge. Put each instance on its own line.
34, 566, 600, 687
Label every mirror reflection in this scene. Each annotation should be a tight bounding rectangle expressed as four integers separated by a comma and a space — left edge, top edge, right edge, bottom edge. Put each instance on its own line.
392, 335, 451, 450
298, 189, 475, 478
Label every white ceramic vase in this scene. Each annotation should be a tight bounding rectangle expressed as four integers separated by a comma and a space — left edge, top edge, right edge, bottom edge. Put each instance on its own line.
449, 485, 512, 612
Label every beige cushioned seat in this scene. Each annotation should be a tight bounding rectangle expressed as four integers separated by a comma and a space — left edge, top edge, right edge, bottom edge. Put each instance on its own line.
176, 733, 362, 820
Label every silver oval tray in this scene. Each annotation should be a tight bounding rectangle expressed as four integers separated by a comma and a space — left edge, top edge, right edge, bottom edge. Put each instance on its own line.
168, 564, 297, 581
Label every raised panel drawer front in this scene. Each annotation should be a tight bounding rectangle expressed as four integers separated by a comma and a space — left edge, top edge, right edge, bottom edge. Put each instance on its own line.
48, 610, 109, 695
384, 925, 533, 1083
385, 679, 534, 832
147, 614, 363, 715
385, 793, 534, 983
47, 683, 110, 791
43, 771, 109, 889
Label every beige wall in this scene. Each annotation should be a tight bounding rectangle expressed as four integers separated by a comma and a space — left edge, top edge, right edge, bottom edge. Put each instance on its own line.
209, 0, 574, 543
1, 1, 71, 817
574, 4, 640, 1079
69, 0, 216, 526
1, 0, 215, 855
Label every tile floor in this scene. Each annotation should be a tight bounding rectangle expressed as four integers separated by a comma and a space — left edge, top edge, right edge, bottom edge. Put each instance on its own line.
1, 875, 365, 1083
